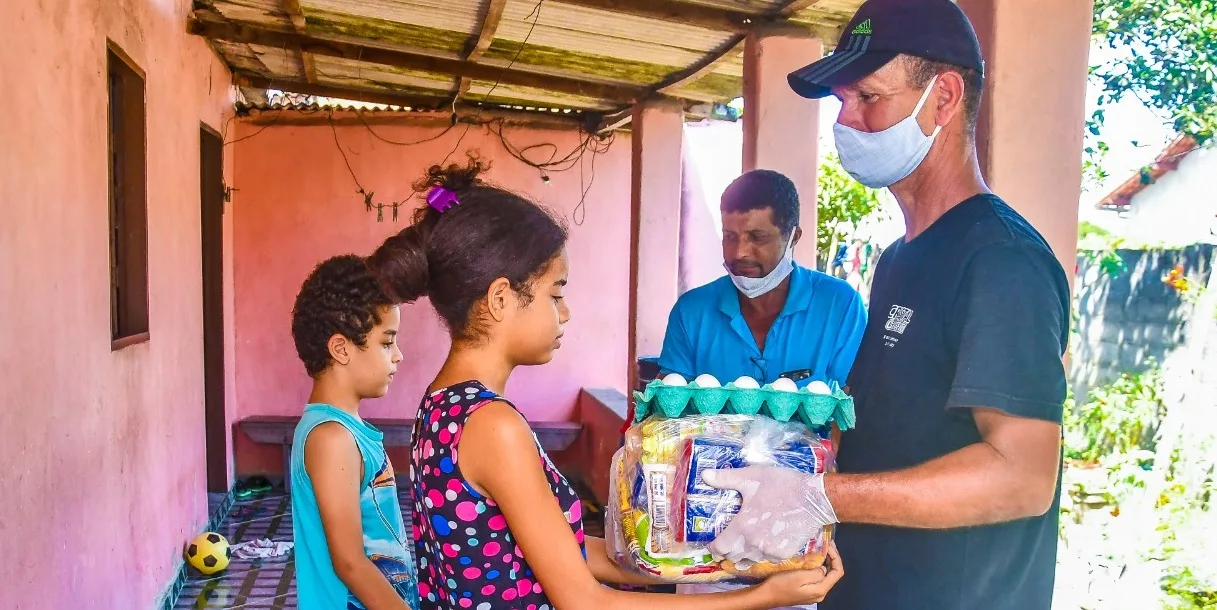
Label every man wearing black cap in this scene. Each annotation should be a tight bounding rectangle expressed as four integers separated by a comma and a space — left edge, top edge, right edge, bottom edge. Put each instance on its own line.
700, 1, 1072, 608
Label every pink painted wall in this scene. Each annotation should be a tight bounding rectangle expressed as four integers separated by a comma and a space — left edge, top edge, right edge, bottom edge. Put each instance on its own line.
679, 128, 730, 294
230, 116, 632, 474
0, 1, 235, 608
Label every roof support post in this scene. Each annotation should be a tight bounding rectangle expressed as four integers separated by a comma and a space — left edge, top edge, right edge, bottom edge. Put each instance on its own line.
627, 97, 684, 393
958, 0, 1093, 292
742, 27, 823, 266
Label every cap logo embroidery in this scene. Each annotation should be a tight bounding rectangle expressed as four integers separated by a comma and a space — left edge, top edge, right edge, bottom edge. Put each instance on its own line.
851, 18, 872, 36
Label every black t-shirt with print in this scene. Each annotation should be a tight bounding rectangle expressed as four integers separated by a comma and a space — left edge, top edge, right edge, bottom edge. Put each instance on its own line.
823, 195, 1071, 610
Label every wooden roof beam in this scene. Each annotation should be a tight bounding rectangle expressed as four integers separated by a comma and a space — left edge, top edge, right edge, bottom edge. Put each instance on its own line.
188, 16, 645, 102
281, 0, 317, 83
595, 105, 633, 133
657, 36, 744, 95
552, 0, 828, 32
451, 0, 509, 106
467, 0, 509, 59
553, 0, 758, 32
779, 0, 826, 17
653, 0, 825, 95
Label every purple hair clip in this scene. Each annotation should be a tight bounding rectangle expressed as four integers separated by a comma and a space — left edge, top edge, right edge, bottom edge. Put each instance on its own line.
426, 185, 460, 213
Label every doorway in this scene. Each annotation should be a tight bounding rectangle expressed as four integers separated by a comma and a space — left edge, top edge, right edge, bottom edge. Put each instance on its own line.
200, 125, 227, 493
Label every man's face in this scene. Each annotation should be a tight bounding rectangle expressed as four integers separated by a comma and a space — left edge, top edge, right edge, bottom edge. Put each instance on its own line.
721, 207, 794, 278
831, 58, 938, 137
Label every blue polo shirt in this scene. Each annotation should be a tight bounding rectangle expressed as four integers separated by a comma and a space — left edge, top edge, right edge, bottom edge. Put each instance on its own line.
658, 264, 867, 390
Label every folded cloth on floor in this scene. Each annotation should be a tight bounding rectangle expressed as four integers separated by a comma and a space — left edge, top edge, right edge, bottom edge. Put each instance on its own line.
230, 538, 294, 560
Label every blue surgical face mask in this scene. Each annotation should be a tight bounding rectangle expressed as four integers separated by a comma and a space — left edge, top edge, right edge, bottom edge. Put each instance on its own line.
724, 232, 796, 299
833, 75, 941, 189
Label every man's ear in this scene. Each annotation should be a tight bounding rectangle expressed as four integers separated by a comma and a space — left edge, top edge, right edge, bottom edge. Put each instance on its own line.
792, 226, 803, 245
327, 334, 352, 365
486, 277, 513, 322
934, 70, 966, 130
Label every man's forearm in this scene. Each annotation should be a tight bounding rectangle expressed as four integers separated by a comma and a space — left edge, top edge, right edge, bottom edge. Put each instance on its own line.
825, 441, 1056, 529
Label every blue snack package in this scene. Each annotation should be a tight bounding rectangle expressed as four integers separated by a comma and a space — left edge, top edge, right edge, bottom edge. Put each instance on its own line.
678, 439, 745, 544
673, 437, 831, 546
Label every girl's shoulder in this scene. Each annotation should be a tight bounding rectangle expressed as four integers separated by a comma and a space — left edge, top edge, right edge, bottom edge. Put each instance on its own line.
417, 381, 521, 423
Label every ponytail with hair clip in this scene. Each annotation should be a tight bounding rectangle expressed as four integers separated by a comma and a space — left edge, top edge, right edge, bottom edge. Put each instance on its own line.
427, 185, 459, 213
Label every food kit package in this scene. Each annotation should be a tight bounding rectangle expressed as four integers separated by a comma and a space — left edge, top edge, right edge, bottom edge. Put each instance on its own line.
606, 414, 836, 584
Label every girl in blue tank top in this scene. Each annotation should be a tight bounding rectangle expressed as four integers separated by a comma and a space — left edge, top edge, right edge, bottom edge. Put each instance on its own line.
288, 255, 420, 610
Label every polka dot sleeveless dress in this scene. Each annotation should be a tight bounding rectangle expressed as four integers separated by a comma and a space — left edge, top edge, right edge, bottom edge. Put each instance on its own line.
410, 381, 586, 610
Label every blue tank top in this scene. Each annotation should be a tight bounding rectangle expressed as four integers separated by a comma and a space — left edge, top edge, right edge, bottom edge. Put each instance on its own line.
291, 404, 421, 610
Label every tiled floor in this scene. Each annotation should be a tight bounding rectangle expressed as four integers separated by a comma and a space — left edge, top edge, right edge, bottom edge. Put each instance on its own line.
175, 483, 614, 609
177, 492, 299, 609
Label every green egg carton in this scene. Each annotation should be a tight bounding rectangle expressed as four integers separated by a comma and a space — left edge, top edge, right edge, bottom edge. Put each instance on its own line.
632, 379, 855, 430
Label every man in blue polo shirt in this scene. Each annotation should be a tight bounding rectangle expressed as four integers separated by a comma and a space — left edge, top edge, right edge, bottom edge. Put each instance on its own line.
657, 168, 867, 607
659, 169, 867, 396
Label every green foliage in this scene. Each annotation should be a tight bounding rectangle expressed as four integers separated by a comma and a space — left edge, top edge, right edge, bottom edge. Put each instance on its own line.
816, 153, 884, 259
1061, 364, 1217, 607
1154, 444, 1217, 609
1064, 366, 1166, 464
1078, 220, 1113, 241
1079, 240, 1129, 277
1084, 0, 1216, 186
1091, 0, 1217, 141
1083, 139, 1112, 192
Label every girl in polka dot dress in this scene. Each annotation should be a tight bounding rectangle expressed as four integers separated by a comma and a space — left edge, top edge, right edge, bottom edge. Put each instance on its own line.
367, 157, 843, 610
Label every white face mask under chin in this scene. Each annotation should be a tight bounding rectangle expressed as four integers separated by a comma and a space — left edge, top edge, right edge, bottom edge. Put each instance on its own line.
724, 233, 796, 299
833, 75, 942, 189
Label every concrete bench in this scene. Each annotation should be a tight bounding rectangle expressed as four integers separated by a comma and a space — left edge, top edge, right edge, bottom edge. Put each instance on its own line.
239, 415, 583, 492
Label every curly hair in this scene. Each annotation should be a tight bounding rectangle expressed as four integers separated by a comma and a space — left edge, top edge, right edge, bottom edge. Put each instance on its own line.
290, 254, 394, 377
366, 153, 567, 341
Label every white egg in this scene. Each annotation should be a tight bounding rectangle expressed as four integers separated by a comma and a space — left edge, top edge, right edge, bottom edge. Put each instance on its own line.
732, 375, 760, 389
693, 374, 721, 388
770, 377, 799, 392
661, 373, 688, 386
806, 380, 832, 395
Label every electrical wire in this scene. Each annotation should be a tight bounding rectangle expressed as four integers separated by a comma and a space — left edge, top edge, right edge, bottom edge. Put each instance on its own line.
356, 109, 456, 146
330, 112, 367, 197
440, 0, 546, 166
484, 118, 615, 225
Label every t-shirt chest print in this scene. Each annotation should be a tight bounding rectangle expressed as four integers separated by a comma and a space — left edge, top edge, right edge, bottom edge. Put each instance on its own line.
883, 303, 915, 348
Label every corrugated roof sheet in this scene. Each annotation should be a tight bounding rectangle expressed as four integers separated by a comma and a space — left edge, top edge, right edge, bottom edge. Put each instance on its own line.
194, 0, 865, 122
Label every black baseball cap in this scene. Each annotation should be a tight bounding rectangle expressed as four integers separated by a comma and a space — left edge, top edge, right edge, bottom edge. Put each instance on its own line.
788, 0, 984, 99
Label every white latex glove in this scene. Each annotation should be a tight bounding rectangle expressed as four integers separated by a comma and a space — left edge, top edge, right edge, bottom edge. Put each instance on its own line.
702, 466, 838, 565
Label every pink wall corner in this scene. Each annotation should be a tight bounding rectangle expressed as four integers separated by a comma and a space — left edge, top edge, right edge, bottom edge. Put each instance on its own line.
224, 141, 241, 490
0, 0, 235, 608
229, 117, 633, 475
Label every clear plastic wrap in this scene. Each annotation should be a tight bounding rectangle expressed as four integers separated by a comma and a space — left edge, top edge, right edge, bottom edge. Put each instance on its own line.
606, 414, 835, 584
